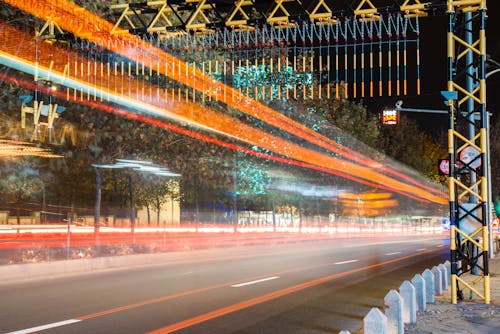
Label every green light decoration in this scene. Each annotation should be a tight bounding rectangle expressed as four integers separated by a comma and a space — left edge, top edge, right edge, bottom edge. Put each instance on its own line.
233, 65, 313, 101
236, 156, 271, 196
494, 198, 500, 216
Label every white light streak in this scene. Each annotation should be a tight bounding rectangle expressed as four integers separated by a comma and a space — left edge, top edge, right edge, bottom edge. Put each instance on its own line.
0, 51, 232, 140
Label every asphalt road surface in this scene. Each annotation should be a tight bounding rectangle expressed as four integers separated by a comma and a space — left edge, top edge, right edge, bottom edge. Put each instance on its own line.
0, 235, 449, 334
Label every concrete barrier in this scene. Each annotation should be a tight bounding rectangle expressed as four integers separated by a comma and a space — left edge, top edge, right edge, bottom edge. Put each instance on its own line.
422, 268, 435, 303
384, 289, 403, 334
431, 266, 443, 296
438, 263, 449, 290
399, 280, 417, 324
364, 307, 387, 334
411, 274, 426, 312
338, 262, 452, 333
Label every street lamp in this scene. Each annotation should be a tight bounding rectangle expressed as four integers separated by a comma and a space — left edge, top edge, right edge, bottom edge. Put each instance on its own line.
92, 159, 181, 233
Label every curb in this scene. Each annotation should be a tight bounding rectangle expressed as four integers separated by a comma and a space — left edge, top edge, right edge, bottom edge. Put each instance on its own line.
338, 261, 450, 334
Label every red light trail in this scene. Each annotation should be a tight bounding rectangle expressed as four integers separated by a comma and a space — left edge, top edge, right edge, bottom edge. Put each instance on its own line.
1, 73, 433, 204
0, 21, 446, 204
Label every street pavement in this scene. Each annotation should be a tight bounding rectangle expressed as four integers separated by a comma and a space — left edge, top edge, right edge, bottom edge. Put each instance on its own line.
0, 236, 448, 334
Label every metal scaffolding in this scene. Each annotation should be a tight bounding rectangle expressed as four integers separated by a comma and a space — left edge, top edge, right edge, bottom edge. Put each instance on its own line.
445, 0, 490, 304
106, 1, 423, 100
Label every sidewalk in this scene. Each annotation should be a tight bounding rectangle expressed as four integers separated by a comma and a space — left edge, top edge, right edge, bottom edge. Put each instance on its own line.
405, 256, 500, 334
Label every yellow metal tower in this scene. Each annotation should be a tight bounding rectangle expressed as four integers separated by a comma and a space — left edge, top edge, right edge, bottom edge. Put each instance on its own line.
444, 0, 489, 304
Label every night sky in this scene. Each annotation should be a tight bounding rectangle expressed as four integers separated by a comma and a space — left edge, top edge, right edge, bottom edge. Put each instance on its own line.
363, 2, 500, 141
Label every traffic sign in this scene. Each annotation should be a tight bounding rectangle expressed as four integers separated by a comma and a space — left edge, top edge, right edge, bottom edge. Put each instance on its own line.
459, 146, 481, 169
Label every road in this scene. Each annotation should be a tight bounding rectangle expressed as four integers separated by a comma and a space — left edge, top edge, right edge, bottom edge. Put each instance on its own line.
0, 235, 448, 334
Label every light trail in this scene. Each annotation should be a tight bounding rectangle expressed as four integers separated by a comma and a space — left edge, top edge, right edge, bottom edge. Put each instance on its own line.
2, 0, 445, 198
0, 139, 61, 158
1, 73, 434, 203
0, 43, 445, 203
0, 23, 447, 203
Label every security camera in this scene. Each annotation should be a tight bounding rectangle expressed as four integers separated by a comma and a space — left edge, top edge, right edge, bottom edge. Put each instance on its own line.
395, 100, 403, 109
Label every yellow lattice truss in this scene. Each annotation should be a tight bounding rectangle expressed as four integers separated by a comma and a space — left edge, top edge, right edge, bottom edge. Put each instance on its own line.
107, 0, 431, 33
445, 0, 489, 305
110, 1, 177, 35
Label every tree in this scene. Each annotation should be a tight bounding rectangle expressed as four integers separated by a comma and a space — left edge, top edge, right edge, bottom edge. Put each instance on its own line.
377, 115, 446, 180
270, 97, 380, 148
0, 159, 44, 224
135, 174, 180, 226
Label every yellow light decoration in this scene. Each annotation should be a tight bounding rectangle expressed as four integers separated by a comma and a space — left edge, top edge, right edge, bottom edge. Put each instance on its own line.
0, 139, 61, 158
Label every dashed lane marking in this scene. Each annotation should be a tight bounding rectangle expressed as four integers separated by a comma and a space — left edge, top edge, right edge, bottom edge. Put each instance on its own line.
231, 276, 280, 288
334, 260, 359, 265
6, 319, 81, 334
385, 252, 402, 256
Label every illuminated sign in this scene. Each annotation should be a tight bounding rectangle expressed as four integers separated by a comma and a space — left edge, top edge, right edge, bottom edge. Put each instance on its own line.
438, 159, 449, 175
382, 109, 399, 125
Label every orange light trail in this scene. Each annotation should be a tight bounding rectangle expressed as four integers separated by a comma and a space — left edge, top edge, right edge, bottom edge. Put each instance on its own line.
2, 0, 445, 198
0, 23, 446, 204
1, 73, 433, 203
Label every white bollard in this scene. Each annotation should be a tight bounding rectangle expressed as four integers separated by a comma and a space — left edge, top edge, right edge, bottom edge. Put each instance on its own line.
431, 266, 443, 296
422, 269, 435, 303
399, 280, 417, 324
384, 289, 404, 334
438, 263, 449, 290
364, 307, 388, 334
445, 260, 451, 275
411, 274, 427, 312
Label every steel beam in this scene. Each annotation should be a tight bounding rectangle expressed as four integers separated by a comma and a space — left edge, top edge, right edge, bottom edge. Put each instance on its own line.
107, 1, 433, 33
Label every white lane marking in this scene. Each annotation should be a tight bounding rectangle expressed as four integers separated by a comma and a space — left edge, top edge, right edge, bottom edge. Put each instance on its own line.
417, 248, 427, 251
436, 245, 445, 248
334, 259, 359, 265
385, 252, 402, 256
6, 319, 81, 334
231, 276, 279, 288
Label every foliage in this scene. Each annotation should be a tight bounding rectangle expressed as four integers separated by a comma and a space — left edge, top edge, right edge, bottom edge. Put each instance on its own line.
135, 175, 180, 225
0, 159, 47, 223
298, 97, 380, 148
377, 115, 446, 180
